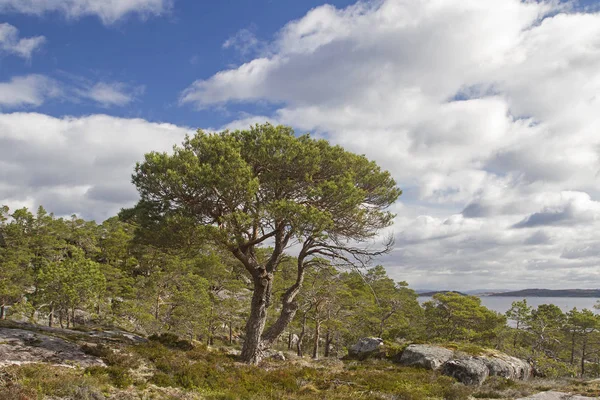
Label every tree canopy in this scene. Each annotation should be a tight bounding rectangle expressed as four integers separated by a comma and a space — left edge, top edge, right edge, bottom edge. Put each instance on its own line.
128, 123, 401, 363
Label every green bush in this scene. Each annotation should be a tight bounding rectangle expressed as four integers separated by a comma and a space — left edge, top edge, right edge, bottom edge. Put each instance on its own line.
106, 366, 134, 388
534, 355, 577, 378
2, 364, 105, 398
82, 343, 140, 369
149, 333, 194, 350
85, 365, 133, 389
384, 341, 409, 359
473, 391, 503, 398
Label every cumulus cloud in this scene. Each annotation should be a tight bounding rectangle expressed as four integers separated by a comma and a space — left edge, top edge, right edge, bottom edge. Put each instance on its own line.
77, 82, 144, 107
513, 192, 600, 228
0, 0, 172, 24
0, 23, 45, 59
0, 75, 60, 108
179, 0, 600, 289
0, 113, 191, 221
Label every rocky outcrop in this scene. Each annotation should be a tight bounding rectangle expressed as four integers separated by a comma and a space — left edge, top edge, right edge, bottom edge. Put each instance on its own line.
482, 353, 533, 380
0, 327, 105, 368
517, 392, 598, 400
442, 357, 489, 385
347, 337, 384, 359
398, 344, 454, 370
396, 344, 533, 386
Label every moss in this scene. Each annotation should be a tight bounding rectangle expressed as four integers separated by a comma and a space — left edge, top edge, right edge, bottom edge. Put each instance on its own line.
442, 342, 487, 356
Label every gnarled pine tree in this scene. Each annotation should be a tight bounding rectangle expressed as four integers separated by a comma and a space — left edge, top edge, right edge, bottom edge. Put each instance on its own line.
128, 123, 400, 363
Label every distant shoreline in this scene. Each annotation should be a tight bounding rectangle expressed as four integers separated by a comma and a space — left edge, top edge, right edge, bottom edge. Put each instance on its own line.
417, 289, 600, 298
488, 289, 600, 298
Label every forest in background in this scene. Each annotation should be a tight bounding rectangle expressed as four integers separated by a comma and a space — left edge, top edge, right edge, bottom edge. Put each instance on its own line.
2, 124, 600, 383
1, 204, 600, 378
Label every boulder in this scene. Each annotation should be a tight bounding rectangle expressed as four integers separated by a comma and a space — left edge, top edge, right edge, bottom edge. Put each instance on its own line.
517, 392, 597, 400
441, 357, 489, 386
482, 353, 533, 380
398, 344, 454, 370
269, 351, 286, 361
348, 337, 384, 359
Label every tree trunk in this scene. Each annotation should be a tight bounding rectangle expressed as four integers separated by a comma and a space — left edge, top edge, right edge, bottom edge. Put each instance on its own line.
49, 306, 54, 327
0, 304, 5, 320
71, 308, 76, 328
312, 320, 321, 360
229, 321, 233, 344
261, 284, 300, 348
260, 255, 307, 349
297, 313, 308, 357
570, 333, 576, 365
288, 333, 293, 350
581, 338, 587, 376
324, 329, 332, 358
240, 274, 271, 364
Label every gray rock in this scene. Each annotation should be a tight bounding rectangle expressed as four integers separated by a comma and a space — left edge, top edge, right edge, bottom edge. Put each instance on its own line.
0, 327, 105, 368
290, 334, 299, 345
348, 337, 384, 359
269, 351, 286, 361
517, 391, 598, 400
482, 353, 533, 380
398, 344, 454, 370
442, 357, 489, 386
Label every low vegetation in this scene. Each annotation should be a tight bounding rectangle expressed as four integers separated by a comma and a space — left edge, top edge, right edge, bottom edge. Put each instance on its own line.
3, 335, 600, 399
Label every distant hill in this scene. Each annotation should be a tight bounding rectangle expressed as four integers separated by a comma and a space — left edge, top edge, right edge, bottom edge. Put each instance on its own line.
418, 290, 467, 297
490, 289, 600, 298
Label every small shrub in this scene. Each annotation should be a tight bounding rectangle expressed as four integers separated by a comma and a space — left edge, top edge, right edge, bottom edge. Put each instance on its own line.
0, 384, 37, 400
533, 355, 577, 378
82, 343, 140, 369
106, 366, 133, 389
85, 365, 132, 389
384, 341, 409, 359
81, 343, 112, 358
151, 371, 177, 387
473, 390, 504, 398
484, 376, 517, 391
444, 342, 486, 356
2, 364, 105, 398
149, 333, 194, 350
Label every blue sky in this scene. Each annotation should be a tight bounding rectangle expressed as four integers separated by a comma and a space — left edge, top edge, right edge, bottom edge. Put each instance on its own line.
0, 0, 357, 127
2, 0, 600, 289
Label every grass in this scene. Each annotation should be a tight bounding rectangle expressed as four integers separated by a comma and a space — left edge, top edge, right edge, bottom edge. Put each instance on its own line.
1, 339, 476, 399
2, 333, 599, 400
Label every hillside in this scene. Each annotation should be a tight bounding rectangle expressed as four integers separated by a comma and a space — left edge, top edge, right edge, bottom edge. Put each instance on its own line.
1, 321, 599, 399
490, 289, 600, 298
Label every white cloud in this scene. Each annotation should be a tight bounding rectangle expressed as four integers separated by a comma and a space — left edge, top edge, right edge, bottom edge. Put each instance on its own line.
0, 112, 191, 221
0, 0, 172, 24
0, 75, 60, 108
0, 23, 45, 59
79, 82, 144, 107
223, 27, 264, 57
180, 0, 600, 289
